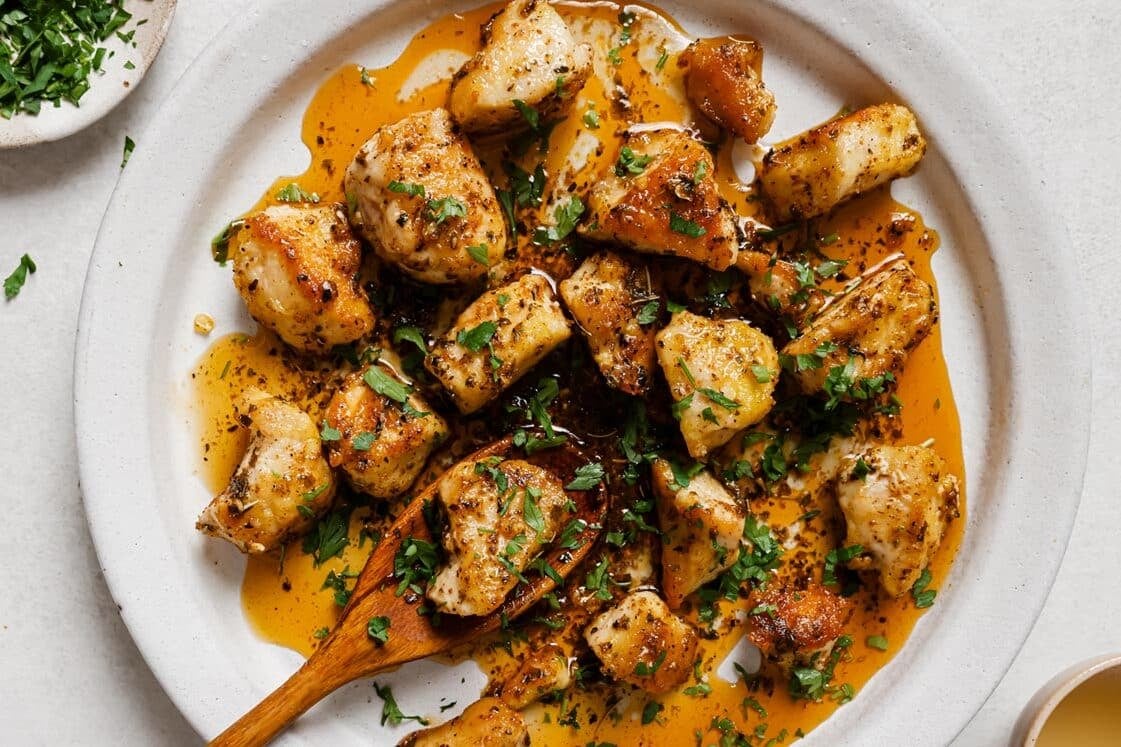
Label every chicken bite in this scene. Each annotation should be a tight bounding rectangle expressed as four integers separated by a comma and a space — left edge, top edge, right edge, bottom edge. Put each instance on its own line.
834, 444, 960, 596
652, 459, 746, 608
425, 273, 571, 414
680, 37, 776, 144
494, 642, 572, 709
196, 389, 335, 553
759, 103, 927, 221
781, 259, 936, 396
323, 369, 449, 499
427, 457, 571, 616
344, 108, 506, 285
398, 698, 528, 747
656, 311, 780, 460
746, 583, 852, 673
584, 590, 698, 693
449, 0, 592, 135
579, 129, 739, 271
558, 251, 659, 395
230, 204, 375, 354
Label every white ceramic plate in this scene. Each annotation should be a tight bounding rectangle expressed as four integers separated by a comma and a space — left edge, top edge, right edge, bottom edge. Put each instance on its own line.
0, 0, 176, 149
74, 0, 1090, 744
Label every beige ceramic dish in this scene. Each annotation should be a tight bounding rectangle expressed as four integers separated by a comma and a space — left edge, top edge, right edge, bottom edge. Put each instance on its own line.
1011, 653, 1121, 746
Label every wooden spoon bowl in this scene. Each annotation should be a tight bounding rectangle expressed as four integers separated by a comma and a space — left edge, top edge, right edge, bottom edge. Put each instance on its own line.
211, 437, 607, 746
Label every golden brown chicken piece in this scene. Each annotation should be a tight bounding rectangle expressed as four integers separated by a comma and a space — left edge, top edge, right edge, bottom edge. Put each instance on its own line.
584, 590, 698, 694
398, 698, 529, 747
656, 311, 779, 460
494, 642, 572, 709
344, 108, 506, 284
736, 249, 826, 323
557, 251, 659, 395
323, 369, 449, 499
579, 129, 739, 271
652, 459, 746, 608
781, 259, 936, 396
427, 458, 571, 617
230, 204, 375, 354
449, 0, 592, 135
759, 103, 927, 221
834, 444, 960, 596
196, 389, 335, 553
425, 273, 571, 414
680, 37, 776, 144
746, 583, 852, 672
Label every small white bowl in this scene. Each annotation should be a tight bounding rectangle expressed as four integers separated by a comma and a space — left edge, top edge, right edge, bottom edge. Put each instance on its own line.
1011, 653, 1121, 746
0, 0, 177, 149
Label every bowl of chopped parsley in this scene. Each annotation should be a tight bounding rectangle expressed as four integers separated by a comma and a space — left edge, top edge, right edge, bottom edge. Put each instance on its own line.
0, 0, 176, 147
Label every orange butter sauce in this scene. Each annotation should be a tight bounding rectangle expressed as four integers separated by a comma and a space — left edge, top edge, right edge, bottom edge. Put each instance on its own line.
190, 1, 965, 742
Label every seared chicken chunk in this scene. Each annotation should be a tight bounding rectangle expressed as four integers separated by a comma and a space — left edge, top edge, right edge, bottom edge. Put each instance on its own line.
759, 103, 927, 221
344, 108, 506, 284
449, 0, 592, 135
652, 460, 746, 608
656, 311, 779, 459
580, 129, 739, 271
231, 204, 374, 354
495, 642, 572, 709
196, 389, 335, 553
737, 250, 826, 323
558, 251, 658, 395
398, 698, 528, 747
323, 369, 449, 499
680, 37, 776, 143
426, 273, 571, 414
746, 583, 852, 673
427, 458, 570, 616
835, 444, 960, 596
782, 259, 936, 396
584, 590, 698, 693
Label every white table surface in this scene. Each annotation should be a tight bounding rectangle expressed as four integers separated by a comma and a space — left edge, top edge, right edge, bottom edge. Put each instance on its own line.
1, 1, 1117, 744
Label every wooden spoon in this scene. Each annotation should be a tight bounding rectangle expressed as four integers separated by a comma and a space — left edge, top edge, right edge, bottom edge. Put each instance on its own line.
211, 437, 607, 746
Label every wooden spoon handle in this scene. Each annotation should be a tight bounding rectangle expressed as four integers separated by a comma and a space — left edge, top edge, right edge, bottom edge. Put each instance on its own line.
209, 656, 355, 747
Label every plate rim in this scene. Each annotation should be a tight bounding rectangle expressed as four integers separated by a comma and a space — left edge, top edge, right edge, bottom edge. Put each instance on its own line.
73, 0, 1091, 743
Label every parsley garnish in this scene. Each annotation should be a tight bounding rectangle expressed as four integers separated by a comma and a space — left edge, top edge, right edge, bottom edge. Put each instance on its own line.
635, 299, 660, 325
565, 462, 605, 491
634, 650, 667, 676
866, 634, 889, 651
424, 196, 467, 224
615, 146, 652, 176
392, 325, 427, 355
467, 243, 490, 266
319, 421, 341, 442
910, 568, 937, 608
457, 321, 498, 352
210, 220, 242, 266
655, 49, 669, 71
585, 555, 612, 600
372, 682, 428, 726
642, 700, 664, 724
366, 616, 391, 644
363, 365, 427, 418
387, 180, 425, 197
533, 196, 585, 245
512, 98, 539, 130
275, 182, 319, 203
823, 545, 863, 586
583, 106, 600, 129
522, 488, 545, 536
352, 431, 377, 451
669, 212, 706, 238
3, 254, 36, 300
321, 566, 359, 606
393, 536, 440, 596
121, 135, 135, 168
301, 510, 349, 566
506, 161, 546, 208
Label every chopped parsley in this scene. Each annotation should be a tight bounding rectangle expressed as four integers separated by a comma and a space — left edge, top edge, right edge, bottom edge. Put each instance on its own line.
210, 220, 242, 265
424, 196, 467, 224
363, 365, 428, 418
457, 321, 498, 351
615, 146, 652, 176
583, 106, 600, 129
319, 421, 341, 442
387, 180, 425, 197
585, 555, 612, 600
506, 161, 547, 208
823, 544, 863, 588
120, 135, 135, 168
351, 431, 377, 451
301, 510, 349, 566
634, 650, 667, 676
4, 254, 36, 300
565, 462, 605, 491
275, 182, 319, 203
635, 299, 660, 325
669, 211, 706, 238
641, 700, 664, 724
366, 616, 391, 644
467, 243, 490, 266
533, 196, 585, 245
865, 634, 889, 651
393, 536, 440, 596
512, 98, 540, 130
911, 568, 937, 608
372, 682, 428, 726
392, 325, 427, 356
655, 49, 669, 71
321, 566, 359, 606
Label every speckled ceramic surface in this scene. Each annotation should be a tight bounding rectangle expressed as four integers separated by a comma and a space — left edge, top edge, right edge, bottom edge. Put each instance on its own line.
73, 0, 1090, 744
0, 0, 176, 148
